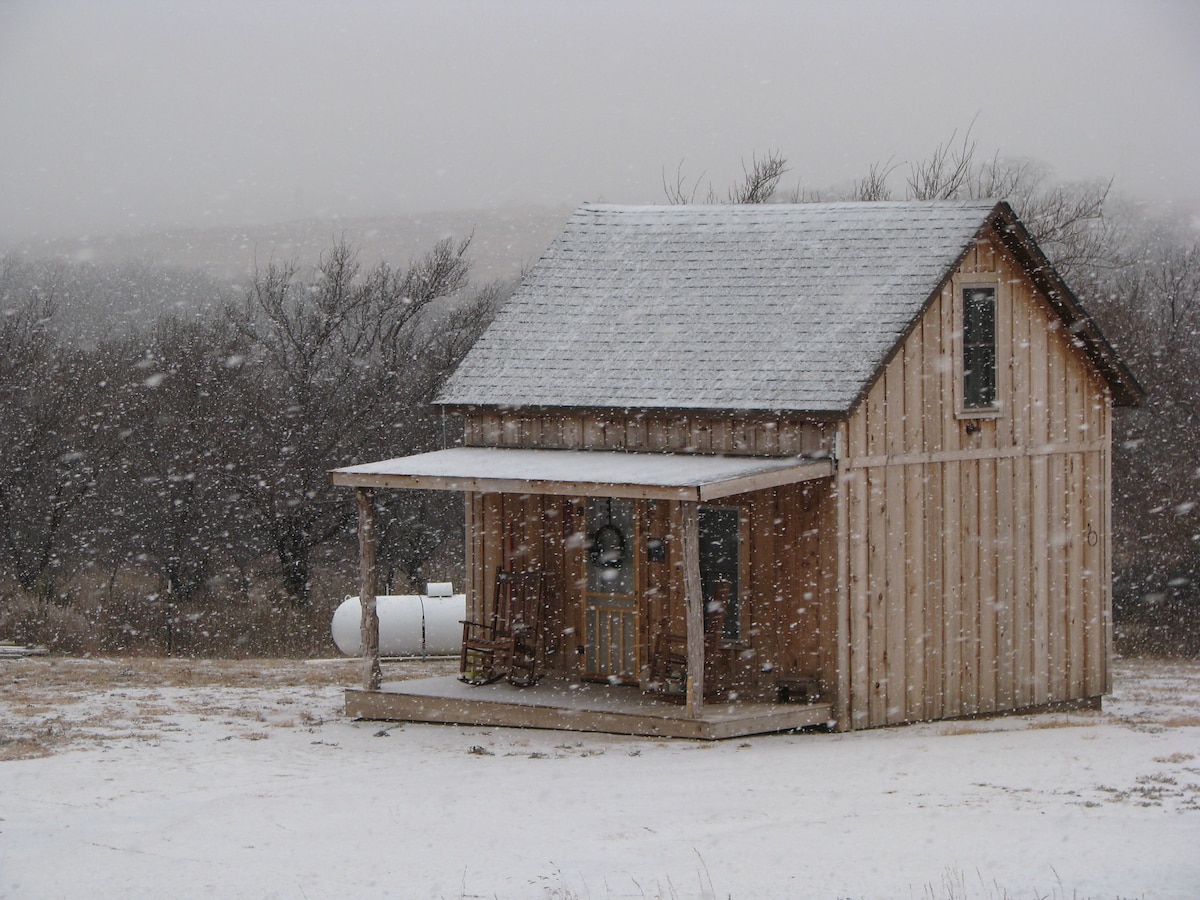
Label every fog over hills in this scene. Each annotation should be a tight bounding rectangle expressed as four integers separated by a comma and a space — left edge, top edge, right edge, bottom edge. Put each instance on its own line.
8, 205, 574, 289
4, 2, 1197, 246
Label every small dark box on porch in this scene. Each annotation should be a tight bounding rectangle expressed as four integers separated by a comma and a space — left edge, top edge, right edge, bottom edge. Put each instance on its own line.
777, 676, 822, 704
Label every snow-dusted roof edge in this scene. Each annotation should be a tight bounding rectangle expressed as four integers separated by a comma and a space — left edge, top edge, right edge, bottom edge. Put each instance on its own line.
987, 202, 1143, 407
332, 447, 833, 502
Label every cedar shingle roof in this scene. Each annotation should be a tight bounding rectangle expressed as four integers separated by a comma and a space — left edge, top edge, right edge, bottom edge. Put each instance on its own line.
437, 201, 1138, 413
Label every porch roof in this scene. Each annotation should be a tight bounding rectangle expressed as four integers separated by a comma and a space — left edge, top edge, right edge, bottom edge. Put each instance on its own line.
332, 447, 832, 501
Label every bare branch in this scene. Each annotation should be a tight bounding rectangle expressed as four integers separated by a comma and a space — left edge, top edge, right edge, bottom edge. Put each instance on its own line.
662, 161, 706, 205
727, 150, 789, 204
906, 122, 978, 200
850, 159, 898, 201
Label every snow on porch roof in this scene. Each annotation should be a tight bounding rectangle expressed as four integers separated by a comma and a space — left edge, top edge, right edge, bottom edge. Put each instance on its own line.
331, 447, 833, 502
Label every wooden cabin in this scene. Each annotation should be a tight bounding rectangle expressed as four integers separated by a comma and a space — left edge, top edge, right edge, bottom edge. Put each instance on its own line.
333, 201, 1141, 737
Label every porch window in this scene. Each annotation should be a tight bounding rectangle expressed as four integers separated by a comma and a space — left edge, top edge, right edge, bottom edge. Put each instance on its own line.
962, 286, 997, 409
699, 506, 742, 641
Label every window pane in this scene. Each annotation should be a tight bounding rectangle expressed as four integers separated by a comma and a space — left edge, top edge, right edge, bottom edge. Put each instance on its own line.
963, 287, 997, 409
699, 507, 740, 640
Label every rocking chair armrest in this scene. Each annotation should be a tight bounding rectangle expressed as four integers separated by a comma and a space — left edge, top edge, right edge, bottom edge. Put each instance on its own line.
461, 619, 498, 638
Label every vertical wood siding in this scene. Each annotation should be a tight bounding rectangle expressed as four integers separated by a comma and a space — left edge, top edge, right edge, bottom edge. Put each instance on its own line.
840, 228, 1113, 728
465, 491, 587, 676
463, 482, 831, 699
463, 410, 834, 458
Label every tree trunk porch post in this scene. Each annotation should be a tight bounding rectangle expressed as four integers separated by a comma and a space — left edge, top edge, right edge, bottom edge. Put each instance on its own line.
357, 487, 381, 691
681, 500, 705, 718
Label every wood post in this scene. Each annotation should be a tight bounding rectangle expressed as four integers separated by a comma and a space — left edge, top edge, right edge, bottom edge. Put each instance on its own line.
357, 487, 382, 691
681, 500, 705, 718
833, 426, 853, 731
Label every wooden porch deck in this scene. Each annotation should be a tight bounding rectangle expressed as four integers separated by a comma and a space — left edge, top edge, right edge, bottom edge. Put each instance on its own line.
346, 675, 834, 740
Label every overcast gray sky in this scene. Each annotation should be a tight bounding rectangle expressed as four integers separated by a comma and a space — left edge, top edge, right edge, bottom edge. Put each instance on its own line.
2, 0, 1197, 244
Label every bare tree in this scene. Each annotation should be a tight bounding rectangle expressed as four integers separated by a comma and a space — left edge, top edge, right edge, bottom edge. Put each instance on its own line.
905, 126, 978, 200
224, 237, 473, 606
971, 155, 1116, 280
855, 130, 1120, 280
0, 237, 499, 649
849, 159, 897, 202
107, 316, 252, 606
664, 151, 790, 205
662, 160, 707, 205
726, 151, 789, 204
0, 259, 105, 597
422, 278, 508, 384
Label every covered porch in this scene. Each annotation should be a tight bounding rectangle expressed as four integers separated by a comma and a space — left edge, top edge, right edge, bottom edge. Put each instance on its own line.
333, 446, 834, 737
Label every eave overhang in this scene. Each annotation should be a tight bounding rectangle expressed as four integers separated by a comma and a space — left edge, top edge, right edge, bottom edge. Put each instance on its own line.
987, 202, 1145, 407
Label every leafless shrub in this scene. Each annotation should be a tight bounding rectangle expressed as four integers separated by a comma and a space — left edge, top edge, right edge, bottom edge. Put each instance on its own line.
906, 123, 978, 200
850, 159, 897, 201
662, 160, 707, 205
0, 592, 96, 653
664, 151, 790, 205
726, 150, 789, 204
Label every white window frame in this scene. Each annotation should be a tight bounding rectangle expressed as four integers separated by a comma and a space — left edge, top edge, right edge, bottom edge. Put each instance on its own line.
953, 275, 1006, 420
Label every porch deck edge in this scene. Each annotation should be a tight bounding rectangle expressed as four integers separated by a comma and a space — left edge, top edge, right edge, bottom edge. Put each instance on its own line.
345, 686, 833, 740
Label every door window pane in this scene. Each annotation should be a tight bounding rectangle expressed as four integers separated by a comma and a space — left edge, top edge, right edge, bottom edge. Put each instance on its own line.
586, 498, 634, 595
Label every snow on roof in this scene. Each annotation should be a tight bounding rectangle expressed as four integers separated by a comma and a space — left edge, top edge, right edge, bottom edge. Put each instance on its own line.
332, 447, 833, 501
437, 201, 999, 413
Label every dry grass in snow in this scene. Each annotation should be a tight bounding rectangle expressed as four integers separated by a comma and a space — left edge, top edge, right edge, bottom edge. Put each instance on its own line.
0, 655, 457, 761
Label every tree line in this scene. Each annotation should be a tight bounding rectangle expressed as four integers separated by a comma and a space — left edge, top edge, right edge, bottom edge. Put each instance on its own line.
0, 238, 503, 653
2, 134, 1198, 656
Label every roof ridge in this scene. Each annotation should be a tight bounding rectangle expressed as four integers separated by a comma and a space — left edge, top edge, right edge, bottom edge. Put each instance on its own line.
577, 200, 1000, 212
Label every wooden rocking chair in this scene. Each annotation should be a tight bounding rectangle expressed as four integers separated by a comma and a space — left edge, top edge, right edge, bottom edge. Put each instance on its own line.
648, 579, 732, 696
649, 625, 688, 695
460, 569, 552, 686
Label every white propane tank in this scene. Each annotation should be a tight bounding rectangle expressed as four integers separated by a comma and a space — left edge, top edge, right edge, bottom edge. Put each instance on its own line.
331, 586, 465, 657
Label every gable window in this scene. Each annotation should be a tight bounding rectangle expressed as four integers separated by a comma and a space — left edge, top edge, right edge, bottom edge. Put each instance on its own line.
962, 286, 997, 409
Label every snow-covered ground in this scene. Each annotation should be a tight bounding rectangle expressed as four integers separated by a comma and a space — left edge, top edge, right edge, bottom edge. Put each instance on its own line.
1, 656, 1197, 899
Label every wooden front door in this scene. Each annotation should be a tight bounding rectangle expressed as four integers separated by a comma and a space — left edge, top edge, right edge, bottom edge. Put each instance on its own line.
583, 498, 639, 683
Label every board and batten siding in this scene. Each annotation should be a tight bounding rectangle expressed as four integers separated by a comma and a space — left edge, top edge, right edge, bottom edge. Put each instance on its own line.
464, 491, 581, 675
463, 409, 834, 458
461, 408, 838, 700
838, 228, 1113, 729
463, 483, 833, 700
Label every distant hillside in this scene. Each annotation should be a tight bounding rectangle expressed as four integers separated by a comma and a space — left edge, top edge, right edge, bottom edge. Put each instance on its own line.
9, 205, 574, 287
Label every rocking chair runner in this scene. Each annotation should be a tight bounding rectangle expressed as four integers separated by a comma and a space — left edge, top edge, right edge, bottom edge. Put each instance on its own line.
460, 569, 553, 686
